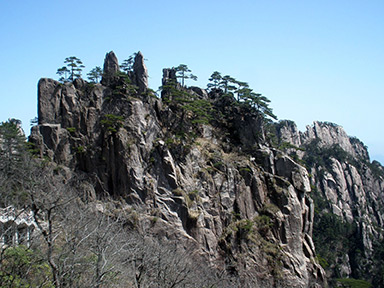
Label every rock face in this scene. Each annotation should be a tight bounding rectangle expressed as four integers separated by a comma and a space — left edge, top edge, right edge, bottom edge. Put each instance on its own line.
275, 120, 384, 286
162, 67, 177, 85
302, 121, 369, 160
132, 51, 148, 92
101, 51, 119, 86
30, 51, 330, 287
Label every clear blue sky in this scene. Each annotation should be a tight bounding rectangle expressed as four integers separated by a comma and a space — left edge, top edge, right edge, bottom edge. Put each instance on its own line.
1, 0, 383, 163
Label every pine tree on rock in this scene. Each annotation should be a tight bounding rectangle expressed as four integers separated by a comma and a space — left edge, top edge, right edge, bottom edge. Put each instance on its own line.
219, 75, 237, 95
175, 64, 197, 87
234, 80, 249, 101
120, 53, 137, 74
207, 71, 222, 91
241, 89, 277, 120
60, 56, 85, 81
56, 66, 70, 83
87, 66, 103, 83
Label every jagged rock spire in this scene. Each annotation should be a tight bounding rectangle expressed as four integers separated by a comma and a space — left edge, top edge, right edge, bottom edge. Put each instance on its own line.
133, 51, 148, 92
101, 51, 119, 86
162, 68, 177, 86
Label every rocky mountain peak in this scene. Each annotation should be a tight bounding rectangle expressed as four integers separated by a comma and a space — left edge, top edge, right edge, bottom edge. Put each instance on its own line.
302, 121, 369, 160
101, 51, 119, 86
28, 52, 328, 286
276, 120, 370, 161
25, 50, 384, 287
162, 67, 177, 85
275, 119, 384, 285
276, 120, 302, 147
132, 51, 148, 92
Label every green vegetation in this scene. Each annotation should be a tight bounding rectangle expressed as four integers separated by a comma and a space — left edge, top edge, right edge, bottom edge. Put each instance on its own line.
334, 278, 372, 288
184, 98, 213, 125
172, 188, 200, 208
100, 114, 124, 133
218, 75, 236, 94
312, 211, 360, 280
221, 209, 282, 278
278, 141, 303, 152
56, 66, 70, 83
66, 127, 76, 134
236, 219, 254, 237
57, 56, 85, 82
206, 71, 222, 91
254, 214, 273, 236
110, 71, 139, 98
175, 64, 197, 87
315, 254, 329, 269
206, 71, 277, 122
240, 90, 277, 120
0, 246, 53, 287
161, 79, 213, 143
120, 53, 137, 73
367, 160, 384, 179
304, 141, 351, 170
303, 137, 383, 183
0, 119, 29, 206
239, 167, 252, 174
87, 66, 102, 83
300, 132, 384, 285
76, 145, 86, 154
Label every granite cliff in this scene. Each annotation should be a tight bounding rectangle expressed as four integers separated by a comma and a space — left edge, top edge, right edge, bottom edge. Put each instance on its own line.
276, 120, 384, 287
27, 51, 383, 287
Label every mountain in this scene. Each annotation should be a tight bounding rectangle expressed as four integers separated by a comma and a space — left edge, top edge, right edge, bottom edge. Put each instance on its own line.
276, 120, 384, 287
2, 50, 382, 287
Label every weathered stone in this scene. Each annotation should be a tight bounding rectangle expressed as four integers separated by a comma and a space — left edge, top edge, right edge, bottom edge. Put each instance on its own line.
189, 86, 208, 99
31, 70, 329, 287
275, 119, 384, 283
275, 154, 311, 193
29, 124, 73, 165
101, 51, 119, 86
276, 120, 302, 147
133, 51, 148, 92
38, 78, 61, 124
162, 68, 177, 86
73, 78, 86, 89
302, 121, 369, 160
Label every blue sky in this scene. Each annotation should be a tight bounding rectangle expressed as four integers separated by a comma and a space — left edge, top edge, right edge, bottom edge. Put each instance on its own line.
1, 0, 383, 163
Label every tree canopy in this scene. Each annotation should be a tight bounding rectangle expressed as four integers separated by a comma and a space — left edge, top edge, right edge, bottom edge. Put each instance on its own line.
87, 66, 103, 83
175, 64, 197, 87
207, 71, 222, 91
120, 53, 137, 74
57, 56, 85, 82
207, 72, 277, 121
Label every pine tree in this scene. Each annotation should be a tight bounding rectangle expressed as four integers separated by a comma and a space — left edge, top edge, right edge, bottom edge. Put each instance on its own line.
175, 64, 197, 87
0, 119, 25, 169
207, 71, 222, 91
87, 66, 103, 83
219, 75, 237, 94
0, 119, 28, 207
120, 53, 137, 74
234, 80, 249, 101
56, 66, 70, 83
241, 89, 277, 120
61, 56, 85, 81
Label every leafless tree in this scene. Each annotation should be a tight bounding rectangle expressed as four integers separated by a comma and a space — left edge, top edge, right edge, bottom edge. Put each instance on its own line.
0, 119, 236, 287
